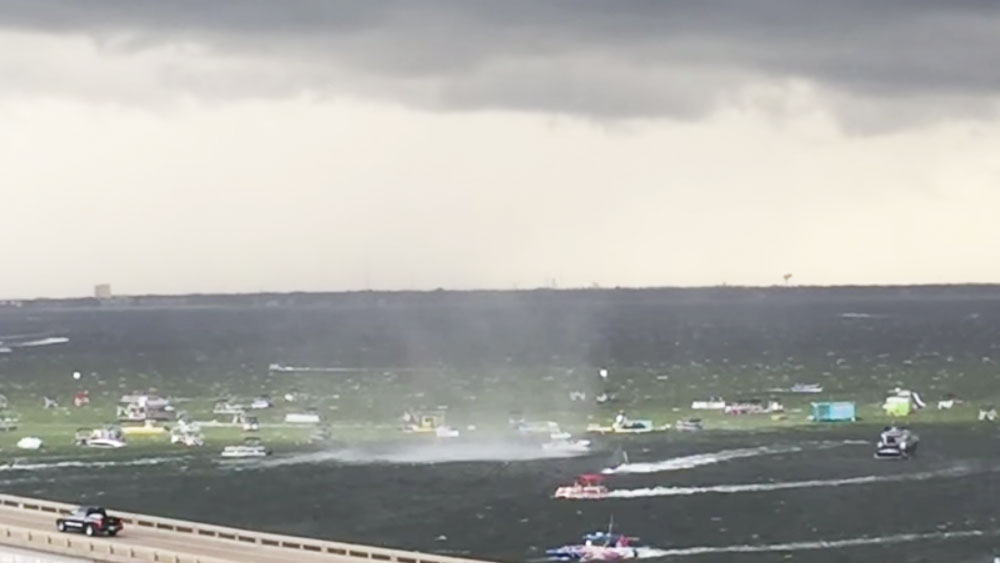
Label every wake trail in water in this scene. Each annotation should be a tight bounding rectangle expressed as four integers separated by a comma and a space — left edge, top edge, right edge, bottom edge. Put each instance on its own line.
13, 337, 69, 347
1, 457, 186, 472
658, 528, 994, 556
606, 465, 975, 499
603, 440, 861, 475
603, 445, 801, 474
246, 442, 586, 468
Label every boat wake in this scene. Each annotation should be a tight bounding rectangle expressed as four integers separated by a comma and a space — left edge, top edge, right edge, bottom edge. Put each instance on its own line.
605, 465, 977, 499
13, 336, 70, 347
602, 441, 858, 475
1, 456, 185, 472
250, 442, 587, 468
626, 547, 673, 559
657, 528, 994, 557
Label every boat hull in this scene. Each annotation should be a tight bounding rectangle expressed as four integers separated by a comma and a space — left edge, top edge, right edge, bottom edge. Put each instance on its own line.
553, 486, 608, 500
543, 440, 591, 453
546, 546, 639, 560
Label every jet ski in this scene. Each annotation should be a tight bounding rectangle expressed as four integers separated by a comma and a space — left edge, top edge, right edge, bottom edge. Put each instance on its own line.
874, 425, 919, 459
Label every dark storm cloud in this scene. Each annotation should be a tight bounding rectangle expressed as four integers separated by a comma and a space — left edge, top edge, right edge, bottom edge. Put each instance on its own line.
2, 0, 999, 123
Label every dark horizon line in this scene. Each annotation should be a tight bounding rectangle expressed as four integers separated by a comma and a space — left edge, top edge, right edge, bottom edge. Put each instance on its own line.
4, 281, 1000, 303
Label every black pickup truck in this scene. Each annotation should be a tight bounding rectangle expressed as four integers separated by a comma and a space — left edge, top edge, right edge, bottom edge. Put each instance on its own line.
56, 506, 123, 537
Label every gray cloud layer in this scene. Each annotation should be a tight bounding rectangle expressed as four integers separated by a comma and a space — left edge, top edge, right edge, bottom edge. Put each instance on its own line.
2, 1, 999, 127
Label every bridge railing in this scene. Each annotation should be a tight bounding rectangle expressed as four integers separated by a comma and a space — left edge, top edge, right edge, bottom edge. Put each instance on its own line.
0, 493, 490, 563
0, 521, 233, 563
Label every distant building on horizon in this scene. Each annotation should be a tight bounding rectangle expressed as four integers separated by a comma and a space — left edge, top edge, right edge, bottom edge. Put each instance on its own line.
94, 284, 113, 300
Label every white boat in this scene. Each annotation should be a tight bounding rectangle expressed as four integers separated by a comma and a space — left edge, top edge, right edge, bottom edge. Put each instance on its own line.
674, 418, 704, 432
221, 436, 270, 457
542, 437, 591, 453
874, 426, 919, 460
16, 437, 42, 450
587, 413, 665, 434
691, 397, 726, 410
86, 437, 127, 448
250, 398, 272, 409
221, 440, 270, 458
221, 445, 269, 458
213, 401, 245, 415
75, 427, 127, 449
435, 426, 460, 438
403, 410, 459, 437
170, 426, 205, 447
284, 413, 320, 424
514, 420, 565, 437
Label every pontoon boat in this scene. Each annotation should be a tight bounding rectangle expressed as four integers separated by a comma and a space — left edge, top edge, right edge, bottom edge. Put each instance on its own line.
554, 474, 609, 499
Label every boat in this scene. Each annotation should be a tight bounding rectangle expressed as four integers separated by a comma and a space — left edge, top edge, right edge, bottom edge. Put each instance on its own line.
690, 397, 726, 410
0, 415, 19, 431
546, 520, 652, 561
554, 474, 609, 499
16, 437, 42, 450
284, 413, 320, 424
75, 426, 126, 449
212, 401, 245, 416
586, 412, 665, 434
723, 398, 784, 415
242, 415, 260, 432
674, 418, 703, 432
249, 397, 272, 409
514, 420, 567, 439
542, 435, 592, 453
595, 392, 618, 404
434, 426, 460, 438
403, 409, 459, 438
221, 437, 270, 458
117, 394, 173, 422
874, 425, 919, 459
170, 423, 205, 447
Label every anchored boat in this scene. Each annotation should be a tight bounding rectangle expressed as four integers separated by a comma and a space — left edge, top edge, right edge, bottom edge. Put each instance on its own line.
586, 412, 667, 434
221, 437, 270, 458
74, 426, 126, 449
874, 425, 919, 459
542, 434, 592, 453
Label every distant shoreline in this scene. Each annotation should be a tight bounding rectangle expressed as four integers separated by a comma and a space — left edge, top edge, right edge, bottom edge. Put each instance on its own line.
4, 283, 1000, 310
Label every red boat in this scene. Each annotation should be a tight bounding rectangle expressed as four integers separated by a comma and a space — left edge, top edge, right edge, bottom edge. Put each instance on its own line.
554, 474, 610, 499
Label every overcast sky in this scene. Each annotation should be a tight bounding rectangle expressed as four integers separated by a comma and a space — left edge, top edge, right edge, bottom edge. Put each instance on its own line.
2, 1, 999, 297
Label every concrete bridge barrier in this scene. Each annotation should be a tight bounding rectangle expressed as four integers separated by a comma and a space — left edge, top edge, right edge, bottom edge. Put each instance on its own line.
0, 494, 491, 563
0, 521, 232, 562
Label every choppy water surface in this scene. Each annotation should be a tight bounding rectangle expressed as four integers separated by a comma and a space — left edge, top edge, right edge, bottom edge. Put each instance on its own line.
3, 290, 1000, 561
4, 425, 1000, 562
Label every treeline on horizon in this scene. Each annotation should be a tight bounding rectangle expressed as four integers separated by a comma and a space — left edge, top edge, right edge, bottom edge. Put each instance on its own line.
6, 283, 1000, 309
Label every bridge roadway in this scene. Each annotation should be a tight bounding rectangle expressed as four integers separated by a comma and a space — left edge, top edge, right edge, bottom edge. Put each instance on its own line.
0, 506, 333, 562
0, 493, 491, 563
